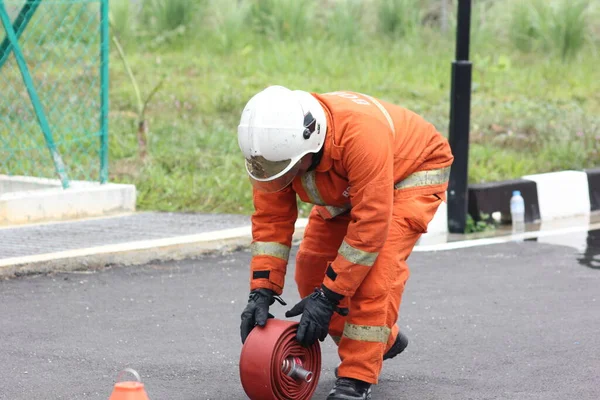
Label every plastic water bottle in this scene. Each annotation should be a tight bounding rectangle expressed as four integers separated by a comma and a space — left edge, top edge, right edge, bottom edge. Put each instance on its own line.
510, 190, 525, 235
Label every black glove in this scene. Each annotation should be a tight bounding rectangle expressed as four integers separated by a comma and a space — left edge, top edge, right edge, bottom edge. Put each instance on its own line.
240, 288, 286, 344
285, 286, 348, 347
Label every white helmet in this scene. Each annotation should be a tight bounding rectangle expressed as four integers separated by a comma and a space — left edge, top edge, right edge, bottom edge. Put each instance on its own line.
238, 85, 327, 193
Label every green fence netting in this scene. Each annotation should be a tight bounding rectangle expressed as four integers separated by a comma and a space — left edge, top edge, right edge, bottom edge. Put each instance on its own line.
0, 0, 109, 188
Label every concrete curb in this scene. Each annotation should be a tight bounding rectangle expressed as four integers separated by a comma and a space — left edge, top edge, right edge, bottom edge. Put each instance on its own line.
467, 168, 600, 224
0, 175, 136, 225
0, 219, 309, 279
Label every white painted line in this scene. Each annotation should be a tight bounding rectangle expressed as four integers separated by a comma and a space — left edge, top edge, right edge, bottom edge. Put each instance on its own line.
0, 217, 594, 269
0, 225, 251, 267
413, 222, 600, 252
0, 219, 310, 268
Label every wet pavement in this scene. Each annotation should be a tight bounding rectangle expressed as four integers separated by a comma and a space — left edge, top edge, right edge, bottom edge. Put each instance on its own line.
556, 228, 600, 269
1, 238, 599, 399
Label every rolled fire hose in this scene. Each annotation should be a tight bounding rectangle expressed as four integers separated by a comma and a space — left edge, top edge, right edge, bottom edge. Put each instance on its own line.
239, 318, 321, 400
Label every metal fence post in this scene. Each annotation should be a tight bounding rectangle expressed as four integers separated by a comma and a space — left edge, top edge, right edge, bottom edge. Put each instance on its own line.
0, 0, 70, 189
100, 0, 109, 184
0, 0, 40, 69
447, 0, 472, 233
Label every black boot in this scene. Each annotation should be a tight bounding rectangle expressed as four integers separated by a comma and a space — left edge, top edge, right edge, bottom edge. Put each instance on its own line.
326, 378, 372, 400
383, 330, 409, 360
335, 331, 408, 378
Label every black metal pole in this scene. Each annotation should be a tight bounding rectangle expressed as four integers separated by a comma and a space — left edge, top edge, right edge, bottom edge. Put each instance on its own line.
447, 0, 472, 234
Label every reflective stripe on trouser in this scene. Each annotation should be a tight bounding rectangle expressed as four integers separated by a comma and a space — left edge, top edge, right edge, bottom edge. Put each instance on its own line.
251, 241, 291, 261
294, 192, 444, 384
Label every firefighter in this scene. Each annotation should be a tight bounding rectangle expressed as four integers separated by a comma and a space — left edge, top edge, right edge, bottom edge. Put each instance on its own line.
239, 85, 454, 399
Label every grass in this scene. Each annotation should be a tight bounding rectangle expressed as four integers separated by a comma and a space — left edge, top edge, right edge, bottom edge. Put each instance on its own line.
109, 0, 599, 217
106, 40, 599, 217
1, 0, 600, 220
507, 0, 592, 61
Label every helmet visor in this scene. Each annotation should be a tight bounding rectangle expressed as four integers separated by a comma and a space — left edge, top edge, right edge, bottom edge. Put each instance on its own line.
245, 155, 302, 193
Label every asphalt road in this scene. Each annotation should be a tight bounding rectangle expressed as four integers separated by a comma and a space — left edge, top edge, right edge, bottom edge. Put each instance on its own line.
1, 240, 599, 400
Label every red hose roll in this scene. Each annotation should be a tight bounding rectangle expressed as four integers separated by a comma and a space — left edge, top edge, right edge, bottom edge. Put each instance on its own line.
239, 318, 321, 400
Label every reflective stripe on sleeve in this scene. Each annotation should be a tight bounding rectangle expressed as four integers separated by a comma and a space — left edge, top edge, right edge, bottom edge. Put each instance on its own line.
301, 171, 326, 205
250, 241, 290, 261
361, 93, 395, 136
342, 323, 391, 343
338, 240, 378, 267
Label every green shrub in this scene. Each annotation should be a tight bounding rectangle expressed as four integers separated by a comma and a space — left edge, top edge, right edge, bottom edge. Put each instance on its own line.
109, 0, 135, 44
377, 0, 422, 38
140, 0, 207, 35
552, 0, 590, 60
507, 0, 590, 60
325, 0, 365, 45
246, 0, 315, 41
208, 1, 251, 52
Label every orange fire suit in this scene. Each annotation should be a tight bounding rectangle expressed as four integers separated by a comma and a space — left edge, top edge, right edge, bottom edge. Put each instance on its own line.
248, 91, 454, 384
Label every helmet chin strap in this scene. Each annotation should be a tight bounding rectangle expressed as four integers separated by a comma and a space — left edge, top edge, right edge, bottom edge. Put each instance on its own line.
307, 146, 324, 172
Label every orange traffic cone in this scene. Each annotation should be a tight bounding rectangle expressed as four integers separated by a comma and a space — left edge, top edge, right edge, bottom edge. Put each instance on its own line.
108, 368, 150, 400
